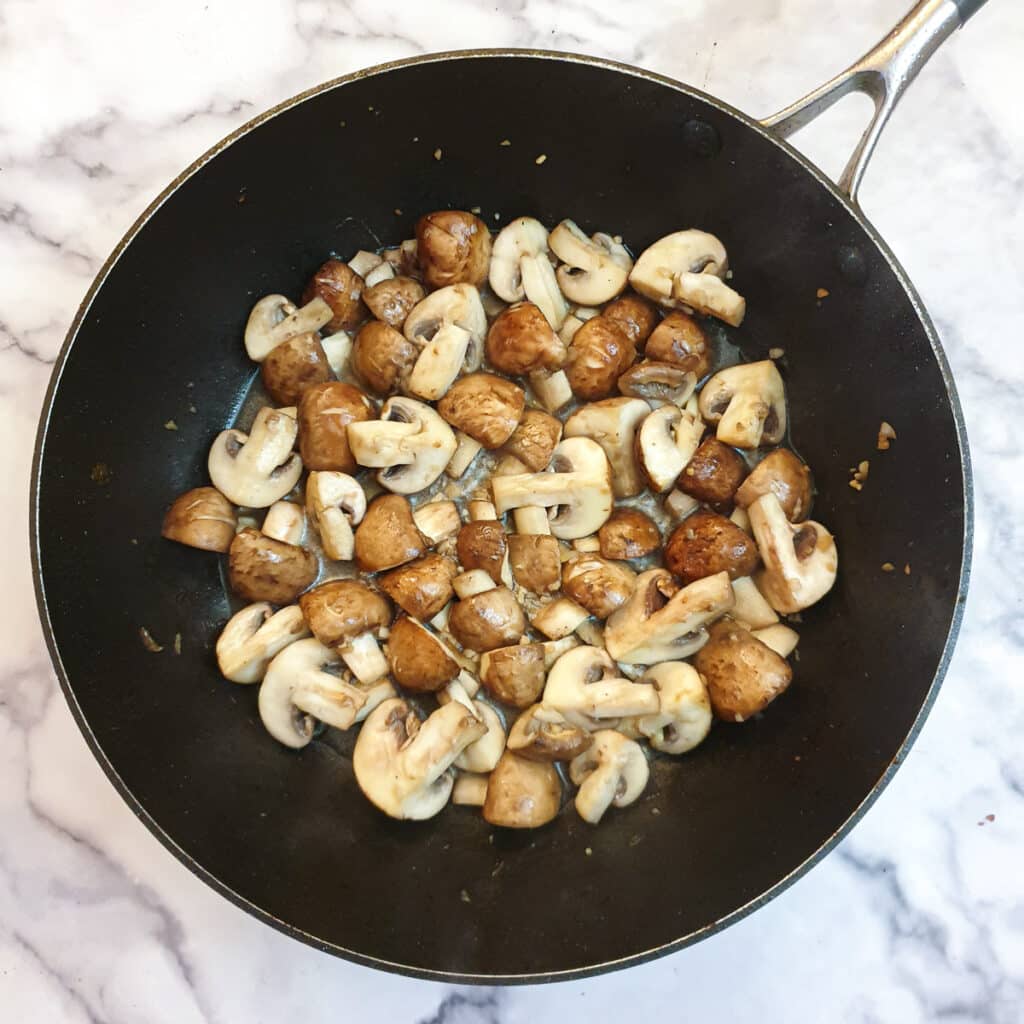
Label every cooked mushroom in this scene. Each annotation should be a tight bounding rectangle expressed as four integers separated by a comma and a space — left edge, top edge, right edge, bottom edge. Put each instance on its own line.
216, 603, 310, 683
531, 597, 591, 640
362, 276, 426, 330
664, 509, 760, 584
208, 407, 303, 508
261, 500, 306, 545
446, 430, 484, 478
564, 397, 649, 499
351, 320, 419, 396
485, 301, 567, 376
602, 293, 659, 348
735, 448, 813, 522
604, 568, 734, 664
565, 315, 636, 401
297, 381, 374, 474
347, 395, 457, 494
569, 730, 649, 824
411, 499, 462, 546
482, 750, 561, 829
492, 436, 613, 540
635, 661, 712, 754
452, 772, 490, 807
677, 437, 748, 511
258, 638, 368, 748
730, 576, 780, 630
698, 361, 787, 449
378, 554, 457, 619
617, 361, 696, 406
349, 250, 384, 278
244, 294, 333, 362
636, 403, 705, 493
752, 623, 800, 658
438, 682, 506, 773
598, 508, 661, 561
416, 210, 492, 288
456, 521, 507, 583
260, 331, 332, 406
548, 219, 632, 305
508, 534, 562, 593
354, 697, 487, 819
506, 704, 593, 761
503, 409, 562, 472
437, 372, 525, 449
403, 284, 487, 399
353, 494, 427, 572
489, 217, 568, 328
748, 492, 838, 613
305, 471, 365, 561
228, 528, 317, 603
162, 486, 237, 552
448, 585, 526, 653
385, 615, 461, 692
302, 259, 367, 333
644, 311, 711, 377
529, 368, 574, 414
561, 555, 636, 620
478, 643, 547, 707
694, 618, 793, 722
544, 645, 659, 728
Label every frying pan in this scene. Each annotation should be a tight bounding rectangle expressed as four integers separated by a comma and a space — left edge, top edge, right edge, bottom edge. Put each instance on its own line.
31, 0, 981, 982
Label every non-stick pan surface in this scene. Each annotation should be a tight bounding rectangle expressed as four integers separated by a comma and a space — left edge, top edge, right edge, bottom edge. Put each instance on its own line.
31, 53, 970, 981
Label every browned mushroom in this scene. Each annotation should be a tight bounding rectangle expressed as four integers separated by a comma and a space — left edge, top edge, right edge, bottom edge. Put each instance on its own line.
437, 373, 525, 449
302, 259, 367, 332
362, 276, 426, 330
677, 437, 749, 511
385, 615, 460, 692
415, 210, 492, 288
507, 534, 562, 593
735, 448, 813, 522
351, 320, 418, 396
456, 521, 508, 583
645, 311, 711, 378
378, 554, 457, 619
228, 528, 317, 604
503, 409, 563, 471
485, 302, 567, 375
561, 555, 636, 620
260, 332, 332, 406
354, 494, 428, 572
664, 510, 760, 584
506, 704, 593, 761
448, 586, 525, 652
617, 361, 695, 406
299, 579, 391, 649
297, 381, 374, 473
565, 315, 636, 400
161, 487, 236, 552
602, 293, 660, 348
482, 751, 561, 828
479, 643, 547, 707
597, 508, 661, 561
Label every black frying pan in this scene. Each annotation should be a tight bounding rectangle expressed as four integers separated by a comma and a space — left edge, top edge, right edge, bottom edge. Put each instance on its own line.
30, 0, 981, 982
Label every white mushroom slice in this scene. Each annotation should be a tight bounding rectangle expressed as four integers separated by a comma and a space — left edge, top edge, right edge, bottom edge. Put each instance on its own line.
512, 505, 550, 535
564, 397, 650, 499
549, 220, 632, 306
258, 638, 368, 748
339, 630, 390, 686
453, 569, 497, 600
348, 250, 384, 277
208, 407, 303, 508
449, 695, 505, 773
404, 284, 487, 399
412, 500, 462, 544
468, 500, 498, 522
698, 361, 787, 449
558, 313, 585, 346
572, 536, 602, 553
320, 330, 353, 376
452, 772, 490, 806
749, 492, 838, 613
521, 252, 569, 330
664, 488, 700, 521
446, 431, 483, 479
636, 662, 712, 755
529, 369, 574, 414
347, 396, 457, 495
352, 677, 399, 723
531, 597, 590, 640
752, 623, 800, 658
730, 506, 752, 533
730, 576, 779, 630
489, 216, 549, 302
491, 436, 613, 540
406, 325, 471, 401
673, 271, 745, 328
636, 404, 705, 493
604, 569, 734, 664
306, 472, 366, 561
244, 294, 333, 362
262, 501, 306, 545
364, 261, 396, 288
353, 697, 487, 819
569, 730, 649, 824
574, 619, 605, 648
216, 603, 310, 684
542, 635, 580, 666
544, 645, 659, 730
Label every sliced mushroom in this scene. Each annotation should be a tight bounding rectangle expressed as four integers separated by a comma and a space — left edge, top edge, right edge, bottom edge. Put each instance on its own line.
544, 645, 659, 729
378, 554, 457, 619
260, 332, 332, 407
604, 568, 734, 664
362, 276, 426, 330
531, 596, 590, 640
403, 284, 487, 399
748, 492, 838, 613
244, 294, 332, 362
258, 638, 368, 748
351, 320, 419, 396
297, 381, 375, 473
262, 500, 306, 545
411, 500, 462, 546
302, 259, 367, 333
665, 487, 700, 521
616, 361, 696, 407
529, 368, 574, 414
677, 437, 748, 511
448, 586, 525, 653
564, 396, 649, 499
735, 448, 813, 522
569, 730, 649, 824
698, 361, 787, 449
452, 772, 490, 807
445, 430, 484, 478
598, 509, 661, 561
548, 219, 632, 305
504, 409, 562, 472
645, 311, 711, 377
485, 301, 567, 376
482, 750, 561, 828
228, 528, 317, 604
452, 568, 496, 599
664, 509, 760, 584
416, 210, 492, 288
635, 661, 712, 754
353, 494, 427, 572
507, 704, 593, 761
489, 217, 568, 328
561, 555, 636, 620
730, 576, 780, 630
439, 685, 506, 773
162, 486, 237, 552
437, 372, 525, 449
354, 698, 487, 819
208, 407, 303, 508
478, 643, 547, 708
216, 603, 310, 684
385, 615, 461, 692
602, 293, 659, 348
694, 619, 793, 722
752, 623, 800, 658
507, 534, 562, 593
565, 315, 636, 401
347, 396, 457, 494
305, 471, 365, 561
636, 403, 705, 493
457, 521, 507, 583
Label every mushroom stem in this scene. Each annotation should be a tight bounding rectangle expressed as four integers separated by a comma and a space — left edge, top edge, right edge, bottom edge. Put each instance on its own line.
346, 421, 419, 466
446, 431, 483, 478
339, 631, 390, 685
529, 369, 573, 413
513, 505, 551, 535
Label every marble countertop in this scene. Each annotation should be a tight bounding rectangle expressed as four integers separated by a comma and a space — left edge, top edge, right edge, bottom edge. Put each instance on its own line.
4, 0, 1022, 1019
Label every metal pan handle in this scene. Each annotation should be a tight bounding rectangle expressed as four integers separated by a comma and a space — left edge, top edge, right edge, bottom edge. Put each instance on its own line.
761, 0, 989, 204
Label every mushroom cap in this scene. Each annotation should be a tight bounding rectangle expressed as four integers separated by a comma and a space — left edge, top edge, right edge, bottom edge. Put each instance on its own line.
629, 229, 729, 307
549, 219, 632, 306
602, 293, 660, 348
302, 259, 367, 333
485, 301, 567, 376
598, 508, 661, 561
617, 361, 696, 407
503, 409, 563, 472
437, 372, 525, 449
565, 315, 637, 401
664, 510, 760, 584
564, 396, 650, 499
216, 603, 311, 684
636, 403, 705, 494
482, 750, 562, 828
693, 618, 793, 721
456, 521, 508, 583
507, 534, 562, 594
479, 643, 547, 708
297, 381, 374, 474
299, 580, 391, 648
208, 407, 303, 508
161, 486, 237, 552
489, 216, 550, 302
244, 294, 333, 362
677, 437, 749, 511
416, 210, 493, 288
351, 320, 419, 396
507, 704, 593, 762
260, 331, 332, 407
698, 360, 787, 449
561, 554, 637, 620
636, 661, 713, 754
228, 528, 318, 604
543, 644, 659, 725
362, 276, 426, 330
569, 730, 650, 824
385, 616, 460, 692
735, 448, 813, 522
378, 554, 457, 619
645, 311, 711, 377
448, 586, 526, 653
354, 494, 428, 572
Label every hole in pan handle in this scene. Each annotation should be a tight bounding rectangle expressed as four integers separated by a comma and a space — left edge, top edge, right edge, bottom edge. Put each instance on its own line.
760, 0, 989, 205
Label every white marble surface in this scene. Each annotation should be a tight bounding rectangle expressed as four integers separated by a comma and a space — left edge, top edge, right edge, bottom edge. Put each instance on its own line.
3, 0, 1022, 1019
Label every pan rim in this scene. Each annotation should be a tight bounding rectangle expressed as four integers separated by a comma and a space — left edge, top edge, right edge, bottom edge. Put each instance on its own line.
29, 47, 974, 985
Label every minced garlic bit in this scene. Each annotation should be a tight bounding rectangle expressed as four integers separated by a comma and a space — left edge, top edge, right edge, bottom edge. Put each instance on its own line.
393, 208, 402, 216
584, 847, 593, 856
816, 287, 830, 299
459, 889, 471, 903
139, 627, 163, 653
173, 632, 182, 655
499, 138, 511, 147
164, 419, 178, 431
848, 479, 863, 491
433, 148, 442, 161
881, 562, 895, 573
768, 347, 785, 359
849, 460, 869, 489
877, 421, 897, 451
904, 563, 911, 575
470, 206, 481, 214
535, 154, 547, 165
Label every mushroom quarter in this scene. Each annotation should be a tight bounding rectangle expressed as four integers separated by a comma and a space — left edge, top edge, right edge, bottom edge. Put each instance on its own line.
602, 293, 660, 348
664, 510, 760, 584
162, 486, 237, 552
448, 586, 526, 653
677, 437, 749, 511
437, 372, 526, 449
260, 331, 332, 407
416, 210, 493, 288
486, 302, 567, 375
351, 320, 419, 396
354, 494, 428, 573
457, 521, 508, 583
228, 528, 318, 604
297, 381, 374, 473
362, 276, 426, 330
378, 554, 457, 619
303, 259, 368, 333
645, 311, 711, 377
565, 315, 637, 400
736, 448, 813, 522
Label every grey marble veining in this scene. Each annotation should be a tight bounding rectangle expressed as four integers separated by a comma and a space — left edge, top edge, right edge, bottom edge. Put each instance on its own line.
2, 0, 1023, 1020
